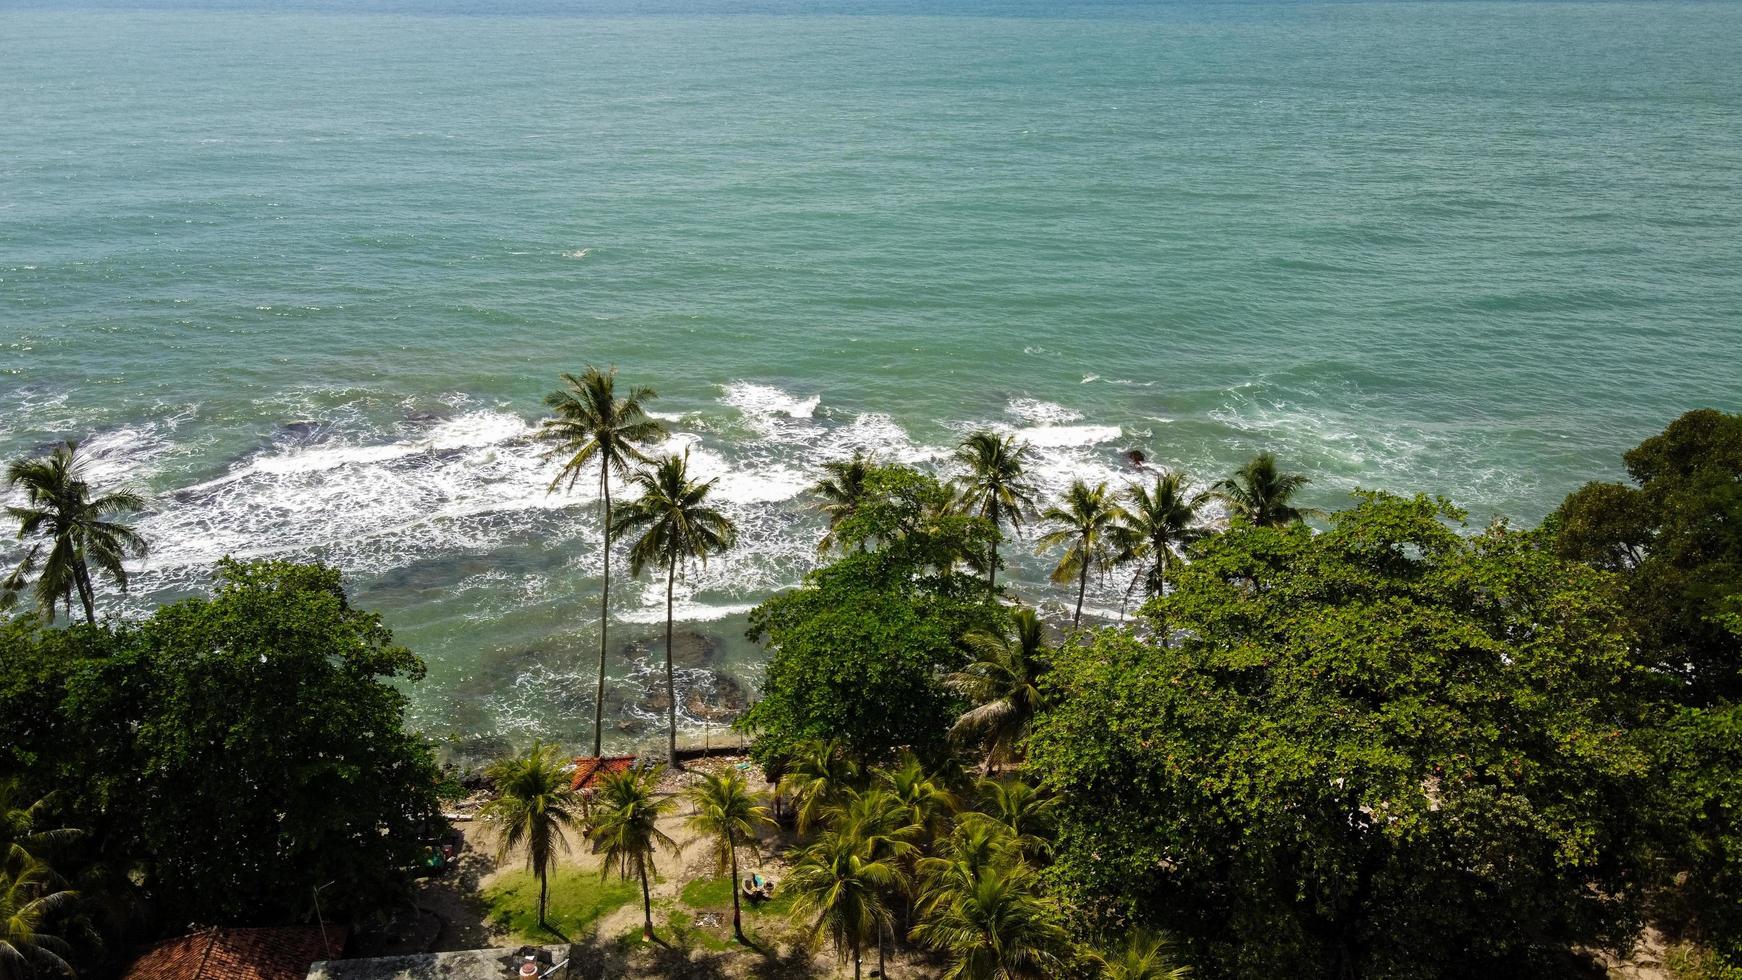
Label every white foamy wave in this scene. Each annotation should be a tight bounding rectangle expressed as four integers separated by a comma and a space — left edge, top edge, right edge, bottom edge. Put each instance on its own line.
562, 248, 591, 260
721, 382, 821, 420
618, 601, 758, 625
1006, 397, 1083, 426
1014, 423, 1123, 448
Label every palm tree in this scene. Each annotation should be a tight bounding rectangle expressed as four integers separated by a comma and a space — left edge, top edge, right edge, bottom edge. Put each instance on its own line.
949, 608, 1050, 773
1114, 472, 1206, 615
779, 740, 861, 836
963, 779, 1056, 864
879, 754, 959, 847
1097, 929, 1192, 980
787, 825, 907, 980
0, 852, 77, 980
612, 452, 737, 766
478, 743, 584, 930
6, 440, 147, 624
684, 771, 772, 944
587, 765, 680, 942
811, 452, 878, 554
953, 432, 1037, 594
1211, 452, 1318, 528
909, 861, 1070, 980
1, 783, 79, 871
538, 367, 668, 758
915, 821, 1016, 921
1036, 481, 1124, 628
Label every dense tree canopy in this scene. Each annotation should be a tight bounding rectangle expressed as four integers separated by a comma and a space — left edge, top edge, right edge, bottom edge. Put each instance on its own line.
2, 559, 443, 941
743, 465, 1003, 769
1030, 492, 1653, 979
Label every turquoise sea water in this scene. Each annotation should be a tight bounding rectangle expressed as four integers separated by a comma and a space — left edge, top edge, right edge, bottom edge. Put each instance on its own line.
3, 0, 1740, 758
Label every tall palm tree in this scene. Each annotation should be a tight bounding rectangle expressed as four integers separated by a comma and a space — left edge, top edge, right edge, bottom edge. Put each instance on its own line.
612, 452, 737, 766
787, 825, 907, 980
6, 440, 147, 624
1114, 472, 1206, 615
953, 432, 1037, 594
949, 608, 1049, 773
1097, 929, 1192, 980
909, 861, 1070, 980
539, 367, 668, 758
478, 743, 584, 930
683, 771, 772, 944
1036, 481, 1125, 628
0, 852, 77, 980
779, 740, 861, 836
587, 765, 680, 942
1211, 452, 1318, 528
810, 452, 877, 554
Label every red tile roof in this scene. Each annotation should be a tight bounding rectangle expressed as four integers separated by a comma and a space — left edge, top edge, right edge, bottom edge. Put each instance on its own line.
123, 927, 346, 980
571, 755, 637, 791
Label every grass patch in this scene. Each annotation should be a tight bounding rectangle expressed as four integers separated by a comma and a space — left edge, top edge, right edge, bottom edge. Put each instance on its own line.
681, 875, 735, 910
482, 868, 640, 941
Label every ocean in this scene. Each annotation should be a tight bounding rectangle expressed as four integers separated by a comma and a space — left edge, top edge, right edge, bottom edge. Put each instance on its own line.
3, 0, 1739, 759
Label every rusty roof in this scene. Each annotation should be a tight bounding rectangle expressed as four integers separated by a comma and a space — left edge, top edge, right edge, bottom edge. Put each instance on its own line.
570, 755, 637, 791
123, 927, 346, 980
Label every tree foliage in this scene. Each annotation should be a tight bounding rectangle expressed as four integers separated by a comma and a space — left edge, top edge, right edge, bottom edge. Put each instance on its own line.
1030, 492, 1652, 978
63, 559, 443, 924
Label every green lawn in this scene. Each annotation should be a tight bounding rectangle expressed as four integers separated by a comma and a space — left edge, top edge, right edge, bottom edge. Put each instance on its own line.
482, 868, 641, 941
676, 874, 800, 948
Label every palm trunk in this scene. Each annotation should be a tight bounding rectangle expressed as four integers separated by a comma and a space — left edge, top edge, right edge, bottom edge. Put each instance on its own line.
594, 463, 612, 759
538, 867, 549, 927
639, 861, 654, 940
1073, 545, 1089, 627
665, 554, 680, 769
853, 946, 862, 980
987, 539, 998, 596
728, 836, 745, 942
878, 931, 886, 977
74, 558, 97, 625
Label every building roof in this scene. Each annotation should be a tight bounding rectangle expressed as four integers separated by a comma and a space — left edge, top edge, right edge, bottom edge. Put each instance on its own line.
307, 944, 569, 980
124, 927, 347, 980
569, 755, 636, 792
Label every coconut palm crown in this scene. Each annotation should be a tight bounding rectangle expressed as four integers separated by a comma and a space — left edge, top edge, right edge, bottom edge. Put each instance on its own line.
587, 765, 680, 941
1115, 471, 1207, 608
1036, 480, 1126, 628
612, 451, 737, 766
478, 743, 584, 929
952, 431, 1037, 594
684, 770, 772, 943
949, 607, 1051, 772
810, 451, 878, 554
6, 440, 147, 624
1211, 452, 1319, 528
538, 366, 668, 757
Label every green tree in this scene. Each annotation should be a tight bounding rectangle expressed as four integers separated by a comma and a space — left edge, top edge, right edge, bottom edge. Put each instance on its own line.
586, 765, 679, 942
611, 451, 737, 766
1037, 481, 1124, 628
787, 823, 907, 980
909, 860, 1071, 980
1549, 410, 1742, 959
1, 851, 77, 980
953, 431, 1037, 595
684, 771, 772, 943
948, 608, 1050, 772
5, 440, 147, 624
879, 753, 959, 847
1211, 452, 1317, 528
1029, 493, 1651, 978
539, 367, 668, 758
1096, 929, 1192, 980
68, 559, 442, 924
1113, 472, 1205, 615
811, 452, 877, 555
480, 743, 584, 930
